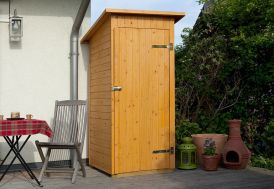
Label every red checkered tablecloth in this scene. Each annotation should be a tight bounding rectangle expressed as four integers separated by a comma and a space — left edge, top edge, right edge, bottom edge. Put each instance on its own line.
0, 119, 53, 138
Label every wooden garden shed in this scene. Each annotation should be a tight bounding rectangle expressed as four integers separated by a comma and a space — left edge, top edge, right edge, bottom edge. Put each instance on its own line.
81, 8, 185, 175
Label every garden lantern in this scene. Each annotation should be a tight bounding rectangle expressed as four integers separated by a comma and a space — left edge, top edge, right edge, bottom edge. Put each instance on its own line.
9, 9, 23, 42
178, 137, 197, 170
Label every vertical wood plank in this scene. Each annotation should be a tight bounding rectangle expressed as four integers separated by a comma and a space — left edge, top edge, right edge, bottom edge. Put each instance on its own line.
111, 15, 117, 174
132, 28, 140, 171
151, 28, 159, 169
139, 28, 150, 170
113, 28, 120, 174
169, 18, 175, 169
124, 27, 133, 172
88, 18, 112, 174
88, 40, 92, 167
164, 29, 171, 168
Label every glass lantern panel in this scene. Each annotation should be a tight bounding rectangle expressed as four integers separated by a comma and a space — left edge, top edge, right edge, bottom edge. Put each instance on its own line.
182, 152, 189, 164
191, 152, 196, 164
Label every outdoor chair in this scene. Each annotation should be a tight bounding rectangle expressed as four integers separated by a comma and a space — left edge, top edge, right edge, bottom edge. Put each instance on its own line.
35, 100, 87, 183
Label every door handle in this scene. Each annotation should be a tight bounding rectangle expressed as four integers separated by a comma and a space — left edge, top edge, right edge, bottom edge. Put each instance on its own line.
112, 86, 122, 91
152, 43, 173, 50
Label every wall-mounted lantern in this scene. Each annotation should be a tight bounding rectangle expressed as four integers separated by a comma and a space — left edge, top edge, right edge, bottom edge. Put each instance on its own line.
9, 9, 23, 42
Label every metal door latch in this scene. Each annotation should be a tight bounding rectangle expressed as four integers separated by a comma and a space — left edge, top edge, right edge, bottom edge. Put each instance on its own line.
112, 86, 122, 91
153, 147, 174, 154
152, 43, 173, 50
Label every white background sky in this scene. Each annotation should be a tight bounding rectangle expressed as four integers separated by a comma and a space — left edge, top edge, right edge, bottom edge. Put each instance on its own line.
90, 0, 203, 45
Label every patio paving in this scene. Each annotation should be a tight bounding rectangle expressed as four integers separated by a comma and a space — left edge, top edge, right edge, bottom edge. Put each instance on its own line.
0, 166, 274, 189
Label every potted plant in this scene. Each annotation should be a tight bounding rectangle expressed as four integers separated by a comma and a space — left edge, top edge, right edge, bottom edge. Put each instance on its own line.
202, 138, 221, 171
192, 133, 227, 166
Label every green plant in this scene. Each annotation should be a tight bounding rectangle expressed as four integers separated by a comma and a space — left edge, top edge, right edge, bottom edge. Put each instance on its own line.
261, 119, 274, 156
175, 0, 274, 158
175, 119, 201, 146
251, 155, 274, 170
203, 138, 216, 156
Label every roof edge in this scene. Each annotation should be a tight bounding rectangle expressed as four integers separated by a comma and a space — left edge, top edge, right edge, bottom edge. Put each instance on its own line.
81, 8, 185, 43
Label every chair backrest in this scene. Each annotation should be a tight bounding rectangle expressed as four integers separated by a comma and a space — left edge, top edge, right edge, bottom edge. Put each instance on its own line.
51, 100, 87, 152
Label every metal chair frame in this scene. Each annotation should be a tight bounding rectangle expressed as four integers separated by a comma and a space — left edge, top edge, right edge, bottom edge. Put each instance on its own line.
35, 100, 87, 183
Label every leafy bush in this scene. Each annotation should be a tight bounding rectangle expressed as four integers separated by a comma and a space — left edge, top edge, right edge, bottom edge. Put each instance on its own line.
175, 120, 201, 146
175, 0, 274, 157
251, 155, 274, 170
259, 119, 274, 157
197, 112, 231, 134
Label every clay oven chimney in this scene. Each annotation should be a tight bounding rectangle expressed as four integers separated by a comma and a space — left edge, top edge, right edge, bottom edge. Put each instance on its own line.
223, 119, 251, 169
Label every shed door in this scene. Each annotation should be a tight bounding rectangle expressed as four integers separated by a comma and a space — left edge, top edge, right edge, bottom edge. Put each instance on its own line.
114, 27, 171, 174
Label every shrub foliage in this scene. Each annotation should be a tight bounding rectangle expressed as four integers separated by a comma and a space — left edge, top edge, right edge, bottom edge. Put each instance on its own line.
175, 0, 274, 157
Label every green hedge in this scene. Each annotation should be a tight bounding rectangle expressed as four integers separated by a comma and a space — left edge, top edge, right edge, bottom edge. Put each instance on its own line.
175, 0, 274, 158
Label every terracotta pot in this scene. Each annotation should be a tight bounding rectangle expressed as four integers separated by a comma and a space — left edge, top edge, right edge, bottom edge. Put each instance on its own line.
191, 134, 228, 166
203, 154, 221, 171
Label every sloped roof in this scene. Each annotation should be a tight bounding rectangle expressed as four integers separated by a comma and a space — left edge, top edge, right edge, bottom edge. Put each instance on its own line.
81, 8, 185, 43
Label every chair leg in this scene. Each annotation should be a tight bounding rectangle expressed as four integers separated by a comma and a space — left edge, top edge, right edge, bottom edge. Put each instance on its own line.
75, 146, 86, 177
72, 151, 79, 184
35, 141, 51, 177
35, 141, 45, 162
39, 148, 51, 182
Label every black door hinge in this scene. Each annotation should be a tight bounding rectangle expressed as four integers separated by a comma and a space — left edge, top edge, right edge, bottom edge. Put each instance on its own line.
153, 147, 174, 154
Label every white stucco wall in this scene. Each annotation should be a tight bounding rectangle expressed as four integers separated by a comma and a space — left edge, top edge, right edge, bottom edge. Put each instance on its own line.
0, 0, 90, 164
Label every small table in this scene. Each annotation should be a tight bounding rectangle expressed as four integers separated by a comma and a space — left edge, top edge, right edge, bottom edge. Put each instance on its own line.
0, 119, 53, 186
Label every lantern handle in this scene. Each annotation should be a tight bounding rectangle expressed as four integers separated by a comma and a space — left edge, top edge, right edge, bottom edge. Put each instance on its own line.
181, 130, 192, 140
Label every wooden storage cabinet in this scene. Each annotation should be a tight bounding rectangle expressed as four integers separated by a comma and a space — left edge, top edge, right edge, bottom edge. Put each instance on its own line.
81, 9, 184, 175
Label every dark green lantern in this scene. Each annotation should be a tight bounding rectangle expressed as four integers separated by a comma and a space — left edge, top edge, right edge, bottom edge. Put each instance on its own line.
178, 137, 197, 169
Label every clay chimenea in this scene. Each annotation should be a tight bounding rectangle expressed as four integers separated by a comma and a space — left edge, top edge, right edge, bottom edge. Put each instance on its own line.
222, 119, 251, 169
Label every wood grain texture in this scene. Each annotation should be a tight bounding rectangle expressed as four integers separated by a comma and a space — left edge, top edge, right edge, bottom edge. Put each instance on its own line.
111, 15, 171, 29
113, 27, 171, 174
88, 18, 112, 174
81, 8, 185, 43
85, 10, 178, 175
169, 19, 176, 169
